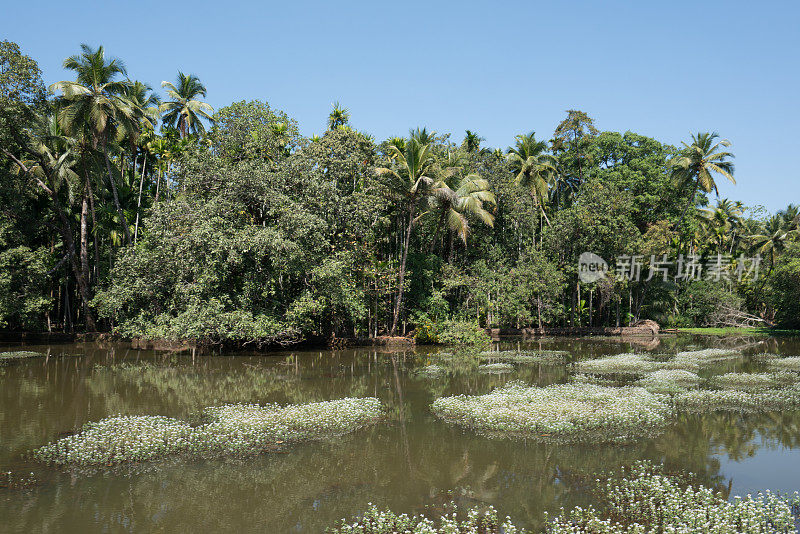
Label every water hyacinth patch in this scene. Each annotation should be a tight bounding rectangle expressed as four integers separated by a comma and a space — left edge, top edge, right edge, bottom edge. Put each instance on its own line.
709, 372, 798, 391
33, 415, 196, 465
765, 356, 800, 372
414, 364, 445, 377
478, 363, 515, 374
0, 351, 44, 366
547, 462, 800, 533
431, 383, 672, 443
480, 350, 569, 364
328, 502, 522, 534
673, 386, 800, 413
574, 353, 660, 375
33, 397, 385, 466
637, 369, 701, 394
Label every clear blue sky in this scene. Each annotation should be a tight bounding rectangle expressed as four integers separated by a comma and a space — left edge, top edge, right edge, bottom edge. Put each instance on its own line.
4, 0, 798, 211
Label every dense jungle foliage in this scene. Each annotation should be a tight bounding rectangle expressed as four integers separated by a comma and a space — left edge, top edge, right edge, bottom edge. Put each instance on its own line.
1, 41, 798, 344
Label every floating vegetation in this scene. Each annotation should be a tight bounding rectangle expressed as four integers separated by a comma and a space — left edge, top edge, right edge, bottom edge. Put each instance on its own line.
547, 462, 800, 533
431, 383, 672, 443
33, 397, 384, 466
414, 364, 445, 377
478, 363, 514, 374
672, 347, 742, 367
637, 369, 701, 394
673, 386, 800, 413
764, 356, 800, 372
328, 502, 521, 534
0, 351, 44, 366
575, 348, 743, 377
480, 350, 569, 364
574, 353, 659, 375
709, 372, 798, 391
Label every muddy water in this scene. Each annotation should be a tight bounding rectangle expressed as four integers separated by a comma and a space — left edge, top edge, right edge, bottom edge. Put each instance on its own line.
1, 335, 799, 532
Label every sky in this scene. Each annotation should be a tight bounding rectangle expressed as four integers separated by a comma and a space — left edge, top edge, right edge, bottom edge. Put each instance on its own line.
3, 0, 798, 211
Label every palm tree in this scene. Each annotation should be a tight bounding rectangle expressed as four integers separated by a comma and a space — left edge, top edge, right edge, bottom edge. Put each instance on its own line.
749, 214, 798, 273
327, 101, 350, 130
123, 81, 161, 130
375, 130, 440, 336
428, 169, 495, 252
462, 130, 484, 153
160, 72, 214, 138
698, 199, 744, 253
670, 132, 735, 227
50, 44, 136, 244
506, 132, 557, 225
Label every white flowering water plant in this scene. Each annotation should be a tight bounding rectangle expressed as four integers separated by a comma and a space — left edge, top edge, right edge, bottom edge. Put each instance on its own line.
0, 351, 44, 366
431, 383, 672, 443
33, 397, 385, 466
327, 502, 522, 533
546, 462, 800, 533
480, 350, 569, 364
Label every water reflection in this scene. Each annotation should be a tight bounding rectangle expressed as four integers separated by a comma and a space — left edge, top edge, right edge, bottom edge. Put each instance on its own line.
0, 336, 799, 532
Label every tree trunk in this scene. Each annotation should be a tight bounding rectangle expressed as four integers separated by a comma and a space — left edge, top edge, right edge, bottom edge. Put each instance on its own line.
80, 188, 90, 307
390, 200, 417, 336
427, 209, 447, 253
677, 179, 700, 228
102, 140, 132, 244
134, 158, 146, 244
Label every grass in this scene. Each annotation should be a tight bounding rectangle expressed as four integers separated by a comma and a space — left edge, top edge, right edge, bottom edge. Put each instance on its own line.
34, 397, 384, 466
328, 502, 522, 534
431, 383, 672, 443
0, 351, 44, 366
547, 462, 800, 533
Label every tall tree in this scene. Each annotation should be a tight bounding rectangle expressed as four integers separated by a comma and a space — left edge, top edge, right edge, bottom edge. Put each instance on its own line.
375, 130, 440, 335
462, 130, 484, 153
670, 132, 735, 227
49, 44, 136, 244
160, 72, 213, 138
506, 132, 556, 225
327, 101, 350, 130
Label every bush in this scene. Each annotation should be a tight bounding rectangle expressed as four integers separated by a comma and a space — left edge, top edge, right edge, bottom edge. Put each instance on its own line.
413, 317, 491, 346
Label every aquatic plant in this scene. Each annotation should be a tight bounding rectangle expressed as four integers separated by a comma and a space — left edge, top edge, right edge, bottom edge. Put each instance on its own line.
33, 415, 197, 465
414, 364, 445, 377
671, 348, 742, 368
0, 351, 44, 366
673, 386, 800, 412
33, 397, 385, 466
709, 372, 798, 390
765, 356, 800, 372
328, 502, 522, 533
431, 383, 672, 443
547, 462, 800, 533
637, 369, 701, 394
574, 353, 660, 375
478, 362, 514, 374
480, 350, 569, 364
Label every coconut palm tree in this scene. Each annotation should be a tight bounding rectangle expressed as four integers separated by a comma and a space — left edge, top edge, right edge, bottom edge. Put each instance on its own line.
698, 199, 744, 253
506, 132, 557, 225
462, 130, 484, 153
160, 72, 214, 138
375, 129, 440, 336
49, 44, 137, 244
327, 101, 350, 130
749, 214, 798, 273
123, 81, 161, 130
670, 132, 735, 227
427, 170, 495, 252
